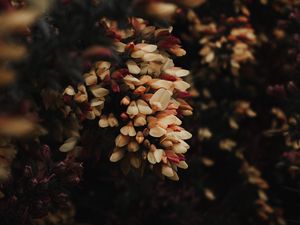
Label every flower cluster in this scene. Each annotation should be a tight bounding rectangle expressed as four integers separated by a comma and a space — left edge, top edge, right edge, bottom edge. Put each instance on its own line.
63, 18, 193, 180
187, 6, 257, 75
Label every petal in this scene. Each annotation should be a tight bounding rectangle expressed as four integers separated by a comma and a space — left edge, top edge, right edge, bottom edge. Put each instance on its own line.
149, 126, 167, 137
83, 72, 97, 86
177, 161, 188, 169
90, 98, 105, 107
110, 148, 124, 162
134, 114, 147, 127
174, 80, 191, 91
126, 60, 141, 74
90, 85, 109, 98
115, 42, 126, 53
108, 113, 119, 127
149, 88, 172, 111
168, 171, 179, 181
149, 79, 173, 90
167, 130, 192, 140
164, 67, 189, 77
136, 131, 145, 144
63, 85, 75, 96
126, 101, 139, 116
139, 75, 152, 85
120, 96, 131, 106
176, 130, 192, 140
115, 134, 130, 147
142, 53, 164, 62
137, 99, 153, 115
135, 43, 157, 52
124, 75, 141, 85
161, 139, 173, 148
131, 50, 145, 58
158, 115, 182, 128
133, 86, 147, 95
120, 123, 136, 137
147, 152, 157, 164
154, 149, 164, 163
59, 137, 78, 152
162, 165, 174, 177
96, 61, 111, 71
99, 115, 109, 128
173, 140, 189, 154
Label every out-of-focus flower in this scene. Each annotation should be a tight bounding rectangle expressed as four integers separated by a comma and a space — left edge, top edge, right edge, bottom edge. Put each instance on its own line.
187, 8, 257, 75
0, 0, 48, 86
63, 17, 192, 180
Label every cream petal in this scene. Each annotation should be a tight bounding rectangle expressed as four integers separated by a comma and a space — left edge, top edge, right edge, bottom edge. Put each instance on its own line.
115, 134, 130, 147
93, 105, 103, 116
63, 85, 75, 96
168, 130, 192, 140
154, 149, 164, 163
74, 93, 88, 103
97, 69, 110, 81
121, 96, 131, 106
126, 60, 141, 75
110, 148, 124, 162
99, 115, 109, 128
136, 131, 144, 144
147, 152, 157, 164
173, 141, 189, 154
147, 116, 158, 128
126, 101, 139, 116
177, 161, 188, 169
96, 61, 111, 71
90, 98, 104, 107
139, 75, 152, 85
59, 137, 78, 152
162, 58, 175, 70
120, 123, 136, 137
108, 113, 119, 127
137, 99, 153, 115
160, 139, 173, 148
174, 80, 191, 91
124, 75, 141, 85
134, 114, 147, 127
142, 53, 164, 62
168, 171, 179, 181
176, 130, 192, 140
149, 79, 173, 90
149, 88, 172, 111
114, 42, 126, 53
164, 67, 189, 77
162, 165, 174, 177
90, 85, 109, 98
131, 50, 145, 58
83, 73, 97, 86
149, 126, 167, 137
158, 115, 182, 128
135, 43, 157, 52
